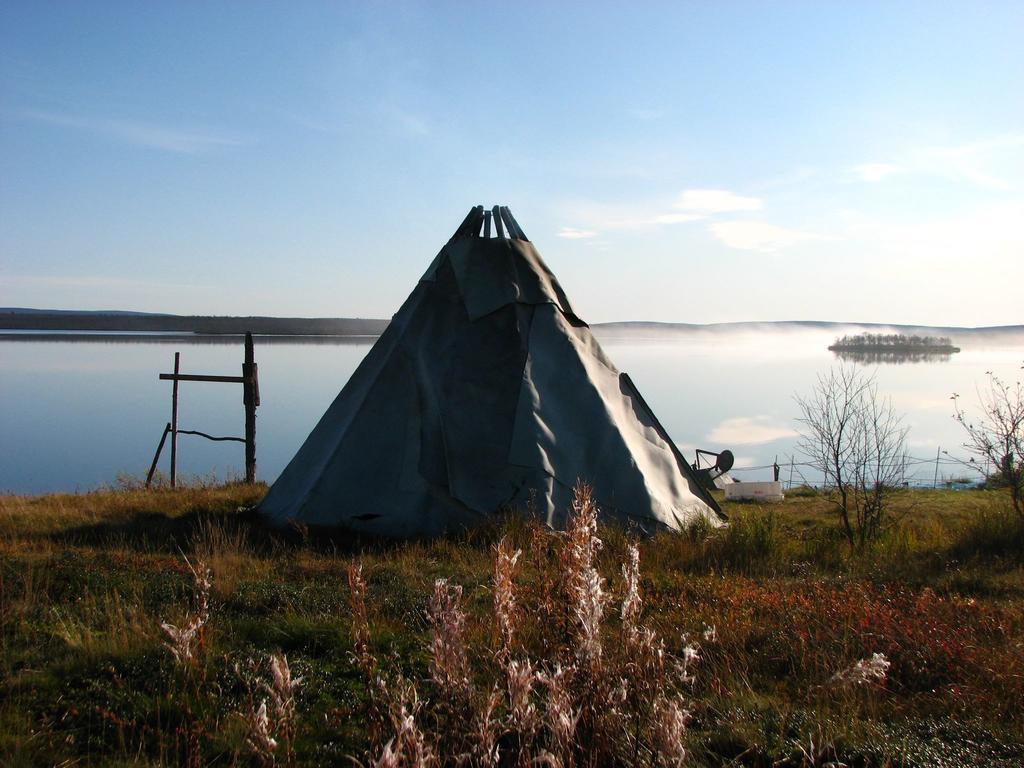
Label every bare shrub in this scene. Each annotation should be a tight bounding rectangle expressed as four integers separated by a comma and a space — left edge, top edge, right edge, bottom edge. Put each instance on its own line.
954, 369, 1024, 518
795, 365, 908, 548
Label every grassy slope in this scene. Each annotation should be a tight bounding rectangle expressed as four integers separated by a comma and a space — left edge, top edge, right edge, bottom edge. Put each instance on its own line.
1, 483, 1022, 766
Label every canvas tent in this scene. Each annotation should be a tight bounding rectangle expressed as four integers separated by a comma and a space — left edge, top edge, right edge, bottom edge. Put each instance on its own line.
259, 205, 724, 536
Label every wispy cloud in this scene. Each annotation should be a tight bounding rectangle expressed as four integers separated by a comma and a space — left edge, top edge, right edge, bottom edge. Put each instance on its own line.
559, 188, 819, 254
15, 108, 251, 154
709, 220, 821, 252
851, 162, 903, 182
558, 187, 758, 234
852, 134, 1024, 189
650, 212, 704, 224
856, 198, 1024, 264
556, 200, 696, 232
557, 227, 597, 239
673, 189, 762, 213
707, 416, 798, 445
915, 135, 1024, 190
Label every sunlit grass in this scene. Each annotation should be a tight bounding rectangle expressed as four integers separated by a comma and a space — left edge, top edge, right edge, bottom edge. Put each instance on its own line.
0, 482, 1021, 765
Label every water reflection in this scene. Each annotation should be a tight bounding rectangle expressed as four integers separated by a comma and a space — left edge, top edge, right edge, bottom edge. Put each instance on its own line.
831, 349, 954, 365
1, 328, 1021, 494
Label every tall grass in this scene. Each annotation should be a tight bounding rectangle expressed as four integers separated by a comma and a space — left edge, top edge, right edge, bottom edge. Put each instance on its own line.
0, 483, 1021, 765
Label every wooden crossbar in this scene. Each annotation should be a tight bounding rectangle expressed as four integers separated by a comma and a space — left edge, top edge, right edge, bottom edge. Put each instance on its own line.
150, 332, 259, 489
159, 373, 245, 383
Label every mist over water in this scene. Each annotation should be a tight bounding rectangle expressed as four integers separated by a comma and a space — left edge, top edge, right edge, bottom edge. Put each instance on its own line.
1, 326, 1021, 495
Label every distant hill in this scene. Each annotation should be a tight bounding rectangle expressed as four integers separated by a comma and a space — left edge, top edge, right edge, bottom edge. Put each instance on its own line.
0, 309, 388, 336
2, 309, 1021, 341
593, 319, 1024, 334
1, 307, 169, 316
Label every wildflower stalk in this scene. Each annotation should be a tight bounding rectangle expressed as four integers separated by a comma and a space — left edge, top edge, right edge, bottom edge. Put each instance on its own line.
158, 555, 212, 767
427, 578, 471, 702
830, 652, 891, 687
494, 536, 522, 660
160, 556, 211, 670
348, 562, 391, 745
266, 652, 301, 766
348, 564, 375, 680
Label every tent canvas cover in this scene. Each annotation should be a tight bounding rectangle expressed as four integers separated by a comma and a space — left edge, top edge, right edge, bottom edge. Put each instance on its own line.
260, 205, 724, 536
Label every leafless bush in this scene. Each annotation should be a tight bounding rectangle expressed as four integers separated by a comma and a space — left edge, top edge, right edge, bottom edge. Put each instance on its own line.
954, 369, 1024, 518
795, 366, 908, 547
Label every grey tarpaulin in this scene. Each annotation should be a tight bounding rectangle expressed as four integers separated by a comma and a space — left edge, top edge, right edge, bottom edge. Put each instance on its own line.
259, 205, 725, 536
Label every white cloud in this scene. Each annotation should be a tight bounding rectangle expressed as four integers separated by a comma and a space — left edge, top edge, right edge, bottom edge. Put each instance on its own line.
913, 136, 1024, 190
730, 455, 762, 469
853, 135, 1024, 190
709, 220, 820, 252
650, 212, 704, 225
863, 198, 1024, 265
707, 416, 798, 446
674, 189, 762, 213
557, 189, 761, 236
15, 108, 250, 154
555, 199, 706, 234
852, 163, 903, 182
557, 227, 597, 239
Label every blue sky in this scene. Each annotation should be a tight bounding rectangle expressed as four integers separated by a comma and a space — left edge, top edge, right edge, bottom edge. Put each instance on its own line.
1, 1, 1022, 325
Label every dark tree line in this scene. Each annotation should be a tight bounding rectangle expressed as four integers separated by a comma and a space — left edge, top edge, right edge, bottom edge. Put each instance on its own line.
829, 332, 958, 351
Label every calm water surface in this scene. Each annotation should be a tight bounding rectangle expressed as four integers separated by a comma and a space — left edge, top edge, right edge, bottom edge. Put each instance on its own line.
1, 329, 1021, 494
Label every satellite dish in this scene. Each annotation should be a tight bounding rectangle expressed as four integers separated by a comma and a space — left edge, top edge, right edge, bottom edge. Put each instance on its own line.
715, 449, 734, 473
692, 448, 735, 491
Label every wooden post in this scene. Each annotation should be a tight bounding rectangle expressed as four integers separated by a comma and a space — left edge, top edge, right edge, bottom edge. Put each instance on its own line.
170, 352, 180, 488
933, 446, 941, 489
242, 332, 258, 484
146, 422, 172, 488
156, 338, 257, 488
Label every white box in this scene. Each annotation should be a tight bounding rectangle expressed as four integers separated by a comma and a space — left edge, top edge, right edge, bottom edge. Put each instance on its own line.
724, 481, 785, 503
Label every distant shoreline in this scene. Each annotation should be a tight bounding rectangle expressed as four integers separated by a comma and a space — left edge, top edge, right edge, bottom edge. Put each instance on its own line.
0, 310, 389, 337
2, 309, 1022, 339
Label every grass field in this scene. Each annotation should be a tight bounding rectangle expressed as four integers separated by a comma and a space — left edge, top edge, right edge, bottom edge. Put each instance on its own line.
1, 481, 1022, 766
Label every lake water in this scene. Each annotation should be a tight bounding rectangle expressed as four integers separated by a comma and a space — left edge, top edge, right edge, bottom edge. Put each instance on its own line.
1, 327, 1021, 495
